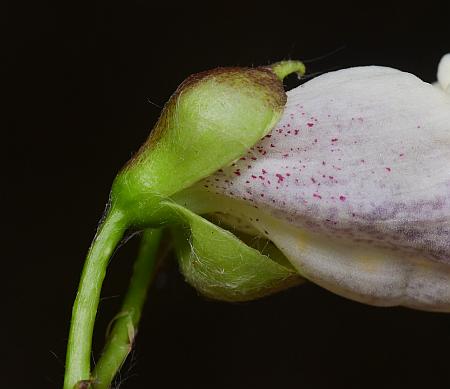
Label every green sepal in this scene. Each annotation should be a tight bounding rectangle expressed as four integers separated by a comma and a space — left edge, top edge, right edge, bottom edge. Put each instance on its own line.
111, 62, 305, 226
167, 202, 303, 302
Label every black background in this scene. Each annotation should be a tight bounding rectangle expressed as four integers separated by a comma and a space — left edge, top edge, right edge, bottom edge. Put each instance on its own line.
7, 2, 450, 388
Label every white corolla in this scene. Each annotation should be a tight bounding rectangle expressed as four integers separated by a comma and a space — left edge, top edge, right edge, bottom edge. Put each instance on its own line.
182, 54, 450, 311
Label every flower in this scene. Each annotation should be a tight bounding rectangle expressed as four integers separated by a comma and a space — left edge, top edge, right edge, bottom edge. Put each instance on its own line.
64, 56, 450, 388
175, 55, 450, 311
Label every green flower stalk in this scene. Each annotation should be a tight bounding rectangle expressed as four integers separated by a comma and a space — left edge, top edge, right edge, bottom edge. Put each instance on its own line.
92, 229, 162, 389
63, 60, 305, 389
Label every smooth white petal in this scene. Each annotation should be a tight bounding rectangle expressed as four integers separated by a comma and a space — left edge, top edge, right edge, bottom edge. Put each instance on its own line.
196, 66, 450, 310
254, 213, 450, 312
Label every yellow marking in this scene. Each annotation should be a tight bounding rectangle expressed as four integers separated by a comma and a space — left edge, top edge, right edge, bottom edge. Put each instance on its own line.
296, 230, 310, 252
357, 251, 384, 273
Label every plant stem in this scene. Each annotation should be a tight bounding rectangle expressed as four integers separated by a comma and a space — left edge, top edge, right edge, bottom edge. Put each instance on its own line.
64, 207, 129, 389
92, 228, 163, 389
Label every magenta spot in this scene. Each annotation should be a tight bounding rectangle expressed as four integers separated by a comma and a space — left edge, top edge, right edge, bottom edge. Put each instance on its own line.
262, 169, 267, 174
307, 122, 314, 127
313, 193, 322, 199
331, 138, 338, 142
385, 167, 391, 172
339, 195, 346, 201
275, 174, 284, 183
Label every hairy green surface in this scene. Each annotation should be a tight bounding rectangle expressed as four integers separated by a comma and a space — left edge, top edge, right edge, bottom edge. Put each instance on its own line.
169, 202, 302, 302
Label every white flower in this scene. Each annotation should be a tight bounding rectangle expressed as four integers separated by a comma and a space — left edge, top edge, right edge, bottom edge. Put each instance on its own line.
180, 56, 450, 311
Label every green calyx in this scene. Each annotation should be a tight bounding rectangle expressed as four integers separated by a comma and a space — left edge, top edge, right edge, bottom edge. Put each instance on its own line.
111, 60, 305, 226
168, 202, 303, 302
